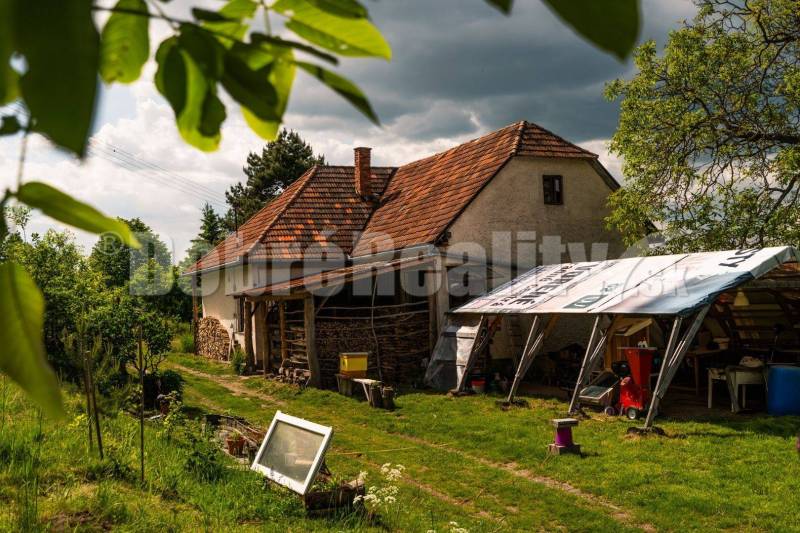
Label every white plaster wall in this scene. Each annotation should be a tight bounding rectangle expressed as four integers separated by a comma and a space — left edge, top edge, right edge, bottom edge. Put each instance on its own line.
200, 268, 238, 337
447, 156, 626, 269
445, 156, 626, 357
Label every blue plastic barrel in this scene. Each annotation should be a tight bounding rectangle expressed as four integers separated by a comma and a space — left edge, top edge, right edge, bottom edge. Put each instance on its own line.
767, 366, 800, 416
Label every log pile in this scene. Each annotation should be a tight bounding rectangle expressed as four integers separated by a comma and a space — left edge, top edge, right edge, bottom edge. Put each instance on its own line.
316, 301, 430, 388
197, 317, 231, 361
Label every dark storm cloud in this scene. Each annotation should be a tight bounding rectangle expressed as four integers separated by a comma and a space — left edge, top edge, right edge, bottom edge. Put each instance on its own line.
285, 0, 696, 144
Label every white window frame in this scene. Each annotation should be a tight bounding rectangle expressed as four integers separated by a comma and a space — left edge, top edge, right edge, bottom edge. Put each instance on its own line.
250, 411, 334, 495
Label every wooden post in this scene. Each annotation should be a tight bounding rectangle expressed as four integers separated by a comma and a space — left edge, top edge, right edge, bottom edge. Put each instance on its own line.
265, 302, 273, 375
279, 301, 288, 366
137, 326, 145, 484
244, 299, 254, 368
254, 302, 268, 374
305, 295, 321, 388
86, 341, 103, 459
79, 331, 94, 452
192, 275, 199, 355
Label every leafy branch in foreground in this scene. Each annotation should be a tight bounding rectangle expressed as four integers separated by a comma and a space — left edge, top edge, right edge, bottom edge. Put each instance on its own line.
0, 0, 641, 416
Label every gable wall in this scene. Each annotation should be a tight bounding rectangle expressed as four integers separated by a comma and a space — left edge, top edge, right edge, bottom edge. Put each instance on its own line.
445, 156, 627, 358
446, 156, 625, 269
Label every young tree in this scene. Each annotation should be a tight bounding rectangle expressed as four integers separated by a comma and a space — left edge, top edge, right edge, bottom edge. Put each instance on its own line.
224, 129, 325, 229
198, 203, 225, 246
90, 218, 171, 288
5, 205, 31, 241
606, 0, 800, 252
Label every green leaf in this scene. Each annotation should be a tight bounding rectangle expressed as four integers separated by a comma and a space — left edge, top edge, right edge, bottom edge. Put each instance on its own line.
0, 1, 19, 105
192, 8, 233, 22
485, 0, 513, 14
12, 0, 99, 156
239, 44, 295, 140
179, 24, 225, 81
251, 33, 338, 65
0, 115, 21, 135
542, 0, 639, 60
156, 38, 226, 151
273, 0, 391, 59
203, 0, 258, 41
296, 61, 377, 124
305, 0, 368, 19
0, 262, 64, 419
15, 182, 140, 247
221, 43, 280, 122
155, 38, 186, 113
100, 0, 150, 84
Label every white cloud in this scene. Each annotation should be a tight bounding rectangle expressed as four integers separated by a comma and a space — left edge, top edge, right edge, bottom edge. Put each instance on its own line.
1, 0, 691, 262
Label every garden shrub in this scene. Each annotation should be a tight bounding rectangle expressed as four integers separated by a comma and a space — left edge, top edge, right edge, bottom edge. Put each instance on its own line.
184, 433, 225, 482
230, 348, 246, 376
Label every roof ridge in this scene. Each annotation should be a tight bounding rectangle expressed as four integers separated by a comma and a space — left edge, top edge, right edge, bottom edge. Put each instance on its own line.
522, 121, 598, 158
392, 122, 522, 172
245, 165, 319, 255
512, 120, 526, 155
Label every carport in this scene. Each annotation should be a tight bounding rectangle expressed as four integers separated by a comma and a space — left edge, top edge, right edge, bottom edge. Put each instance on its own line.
426, 247, 800, 428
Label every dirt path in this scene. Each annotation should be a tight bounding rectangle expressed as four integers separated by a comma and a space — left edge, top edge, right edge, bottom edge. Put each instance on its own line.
172, 363, 655, 532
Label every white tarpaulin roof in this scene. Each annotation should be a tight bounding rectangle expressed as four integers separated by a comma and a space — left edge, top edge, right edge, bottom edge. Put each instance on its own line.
455, 247, 800, 317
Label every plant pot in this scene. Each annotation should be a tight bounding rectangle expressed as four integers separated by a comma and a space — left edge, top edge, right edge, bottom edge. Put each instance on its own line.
303, 480, 365, 514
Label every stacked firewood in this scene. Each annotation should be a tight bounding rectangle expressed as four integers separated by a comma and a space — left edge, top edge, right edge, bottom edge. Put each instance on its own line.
197, 317, 231, 361
315, 302, 430, 388
268, 366, 312, 386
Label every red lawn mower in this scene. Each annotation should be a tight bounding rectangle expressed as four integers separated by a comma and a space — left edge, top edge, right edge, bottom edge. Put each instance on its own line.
578, 347, 657, 420
614, 347, 656, 420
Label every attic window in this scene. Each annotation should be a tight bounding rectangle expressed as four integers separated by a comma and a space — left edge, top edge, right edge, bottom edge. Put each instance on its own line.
543, 175, 563, 205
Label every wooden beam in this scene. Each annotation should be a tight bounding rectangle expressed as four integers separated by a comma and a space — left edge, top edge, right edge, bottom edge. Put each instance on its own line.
305, 295, 321, 388
243, 300, 254, 368
254, 301, 267, 374
279, 301, 288, 366
264, 303, 273, 376
248, 292, 308, 303
191, 276, 199, 355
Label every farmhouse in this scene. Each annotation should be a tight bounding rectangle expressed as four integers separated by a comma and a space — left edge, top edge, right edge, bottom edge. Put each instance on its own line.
184, 121, 626, 388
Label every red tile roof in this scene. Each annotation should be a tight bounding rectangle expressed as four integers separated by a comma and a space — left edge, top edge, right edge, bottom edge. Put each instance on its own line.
351, 121, 597, 256
186, 121, 608, 274
185, 166, 394, 272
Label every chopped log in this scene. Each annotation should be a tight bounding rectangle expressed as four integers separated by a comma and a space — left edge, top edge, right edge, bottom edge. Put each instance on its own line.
197, 317, 231, 361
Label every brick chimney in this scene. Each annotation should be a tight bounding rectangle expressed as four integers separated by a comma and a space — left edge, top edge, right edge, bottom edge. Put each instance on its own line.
354, 147, 371, 198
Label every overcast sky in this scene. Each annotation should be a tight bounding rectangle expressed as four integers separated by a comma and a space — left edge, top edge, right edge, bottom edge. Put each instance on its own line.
0, 0, 696, 261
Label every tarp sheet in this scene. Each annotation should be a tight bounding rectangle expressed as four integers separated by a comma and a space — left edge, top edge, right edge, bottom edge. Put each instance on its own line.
424, 314, 483, 390
455, 247, 800, 317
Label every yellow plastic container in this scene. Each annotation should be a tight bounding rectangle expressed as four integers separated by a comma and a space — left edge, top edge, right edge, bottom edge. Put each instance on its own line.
339, 352, 368, 377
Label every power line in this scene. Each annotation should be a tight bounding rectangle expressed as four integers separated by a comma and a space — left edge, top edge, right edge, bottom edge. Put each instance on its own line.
4, 101, 232, 211
87, 144, 228, 210
90, 138, 229, 202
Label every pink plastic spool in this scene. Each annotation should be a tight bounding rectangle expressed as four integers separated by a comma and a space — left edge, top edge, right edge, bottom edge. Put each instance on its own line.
554, 426, 574, 447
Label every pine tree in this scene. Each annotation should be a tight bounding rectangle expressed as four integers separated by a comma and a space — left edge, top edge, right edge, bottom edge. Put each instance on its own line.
224, 129, 324, 230
198, 203, 224, 246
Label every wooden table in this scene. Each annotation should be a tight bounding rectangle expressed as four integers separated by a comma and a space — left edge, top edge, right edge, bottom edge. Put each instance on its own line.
686, 348, 725, 395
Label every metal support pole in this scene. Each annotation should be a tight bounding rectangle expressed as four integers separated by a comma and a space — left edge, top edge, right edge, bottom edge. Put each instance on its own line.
644, 306, 711, 428
506, 316, 545, 403
568, 315, 608, 414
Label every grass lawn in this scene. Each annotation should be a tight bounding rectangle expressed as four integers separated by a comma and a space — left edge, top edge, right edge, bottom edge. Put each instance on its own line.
167, 353, 800, 532
2, 352, 798, 532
